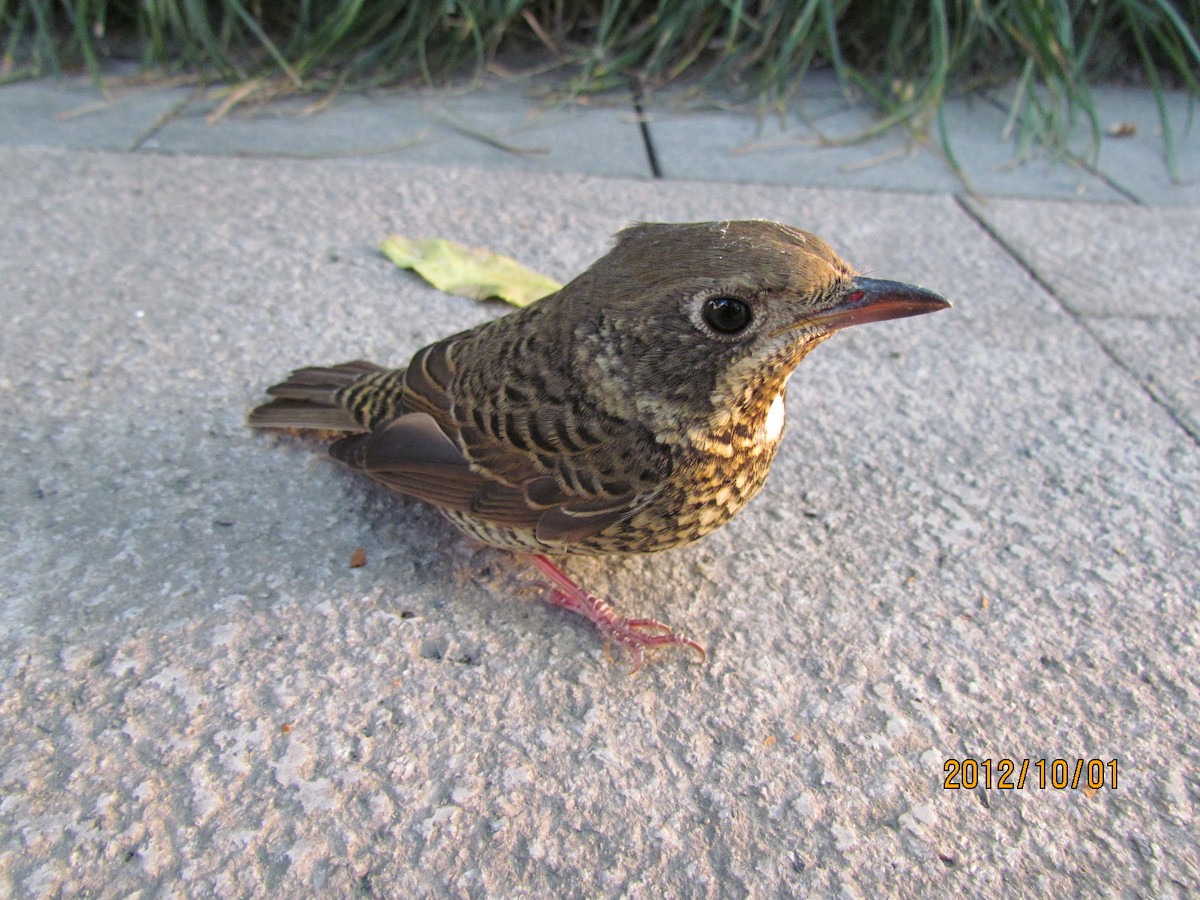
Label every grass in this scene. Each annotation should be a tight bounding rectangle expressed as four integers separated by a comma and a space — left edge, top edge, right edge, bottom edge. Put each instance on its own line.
4, 1, 1199, 172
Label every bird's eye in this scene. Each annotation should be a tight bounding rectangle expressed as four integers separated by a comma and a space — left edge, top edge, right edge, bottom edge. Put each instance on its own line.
702, 296, 752, 334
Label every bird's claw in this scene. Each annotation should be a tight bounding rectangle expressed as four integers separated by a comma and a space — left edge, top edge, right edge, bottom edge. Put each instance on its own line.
545, 585, 706, 673
597, 616, 707, 674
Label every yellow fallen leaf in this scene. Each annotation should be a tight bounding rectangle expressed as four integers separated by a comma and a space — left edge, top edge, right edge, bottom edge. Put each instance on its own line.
380, 235, 562, 308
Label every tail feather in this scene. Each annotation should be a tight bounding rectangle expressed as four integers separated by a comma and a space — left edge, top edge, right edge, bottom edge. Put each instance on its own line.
248, 360, 385, 432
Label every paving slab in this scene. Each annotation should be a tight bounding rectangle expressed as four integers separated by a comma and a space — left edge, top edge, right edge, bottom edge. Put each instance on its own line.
960, 196, 1200, 318
990, 84, 1198, 206
937, 97, 1125, 200
645, 98, 958, 193
0, 75, 193, 151
145, 83, 651, 179
962, 194, 1200, 435
1, 147, 1197, 895
644, 88, 1124, 201
1085, 86, 1199, 206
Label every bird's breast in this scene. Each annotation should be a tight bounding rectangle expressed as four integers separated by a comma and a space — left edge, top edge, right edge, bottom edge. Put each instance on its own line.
608, 391, 786, 551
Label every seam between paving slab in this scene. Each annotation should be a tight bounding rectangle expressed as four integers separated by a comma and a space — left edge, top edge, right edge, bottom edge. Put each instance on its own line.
954, 193, 1200, 446
1066, 153, 1143, 204
631, 91, 663, 179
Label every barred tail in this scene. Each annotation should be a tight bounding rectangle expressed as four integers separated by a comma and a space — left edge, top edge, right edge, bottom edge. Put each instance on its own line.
247, 360, 385, 432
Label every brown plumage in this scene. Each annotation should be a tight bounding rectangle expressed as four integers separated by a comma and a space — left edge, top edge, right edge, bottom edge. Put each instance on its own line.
249, 220, 949, 668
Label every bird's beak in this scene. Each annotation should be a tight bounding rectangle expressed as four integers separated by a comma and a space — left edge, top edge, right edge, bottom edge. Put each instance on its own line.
809, 277, 951, 332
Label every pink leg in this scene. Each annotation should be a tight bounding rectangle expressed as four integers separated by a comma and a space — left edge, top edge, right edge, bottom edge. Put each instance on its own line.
526, 554, 706, 673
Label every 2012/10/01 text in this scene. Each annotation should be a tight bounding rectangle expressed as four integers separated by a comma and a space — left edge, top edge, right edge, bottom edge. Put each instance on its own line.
943, 758, 1118, 791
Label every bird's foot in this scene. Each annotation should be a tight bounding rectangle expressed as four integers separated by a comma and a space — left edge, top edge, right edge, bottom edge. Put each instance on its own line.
526, 554, 706, 673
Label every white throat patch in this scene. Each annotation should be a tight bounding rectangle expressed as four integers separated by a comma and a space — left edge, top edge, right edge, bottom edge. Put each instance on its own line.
764, 392, 786, 443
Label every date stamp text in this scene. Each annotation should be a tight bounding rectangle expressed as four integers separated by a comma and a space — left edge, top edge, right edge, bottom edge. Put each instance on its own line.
943, 758, 1118, 792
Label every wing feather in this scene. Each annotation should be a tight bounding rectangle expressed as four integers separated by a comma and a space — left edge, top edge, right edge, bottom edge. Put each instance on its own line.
326, 326, 669, 548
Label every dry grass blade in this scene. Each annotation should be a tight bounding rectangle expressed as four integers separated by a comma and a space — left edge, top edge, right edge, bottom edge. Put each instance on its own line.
431, 109, 549, 155
205, 78, 271, 124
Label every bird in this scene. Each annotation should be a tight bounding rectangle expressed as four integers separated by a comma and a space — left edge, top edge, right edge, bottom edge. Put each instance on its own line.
249, 220, 950, 670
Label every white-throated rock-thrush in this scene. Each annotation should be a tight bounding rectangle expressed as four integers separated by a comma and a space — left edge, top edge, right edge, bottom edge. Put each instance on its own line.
249, 220, 950, 669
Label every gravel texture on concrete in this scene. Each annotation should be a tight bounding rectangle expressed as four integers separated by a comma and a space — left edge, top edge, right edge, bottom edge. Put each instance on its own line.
1, 146, 1197, 896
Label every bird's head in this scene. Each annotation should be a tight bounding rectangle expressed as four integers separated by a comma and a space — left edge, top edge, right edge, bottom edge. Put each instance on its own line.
560, 220, 950, 435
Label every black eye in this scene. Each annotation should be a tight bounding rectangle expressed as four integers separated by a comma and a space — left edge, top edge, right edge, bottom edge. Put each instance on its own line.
702, 296, 752, 334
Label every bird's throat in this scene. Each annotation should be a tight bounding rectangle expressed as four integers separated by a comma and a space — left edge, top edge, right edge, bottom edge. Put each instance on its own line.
764, 391, 787, 443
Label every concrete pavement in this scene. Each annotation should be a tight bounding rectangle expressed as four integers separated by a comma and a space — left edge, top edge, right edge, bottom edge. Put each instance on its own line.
0, 73, 1197, 896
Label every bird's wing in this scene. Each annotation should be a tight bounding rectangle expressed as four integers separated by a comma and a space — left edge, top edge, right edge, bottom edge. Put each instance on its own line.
329, 335, 668, 547
331, 411, 641, 544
